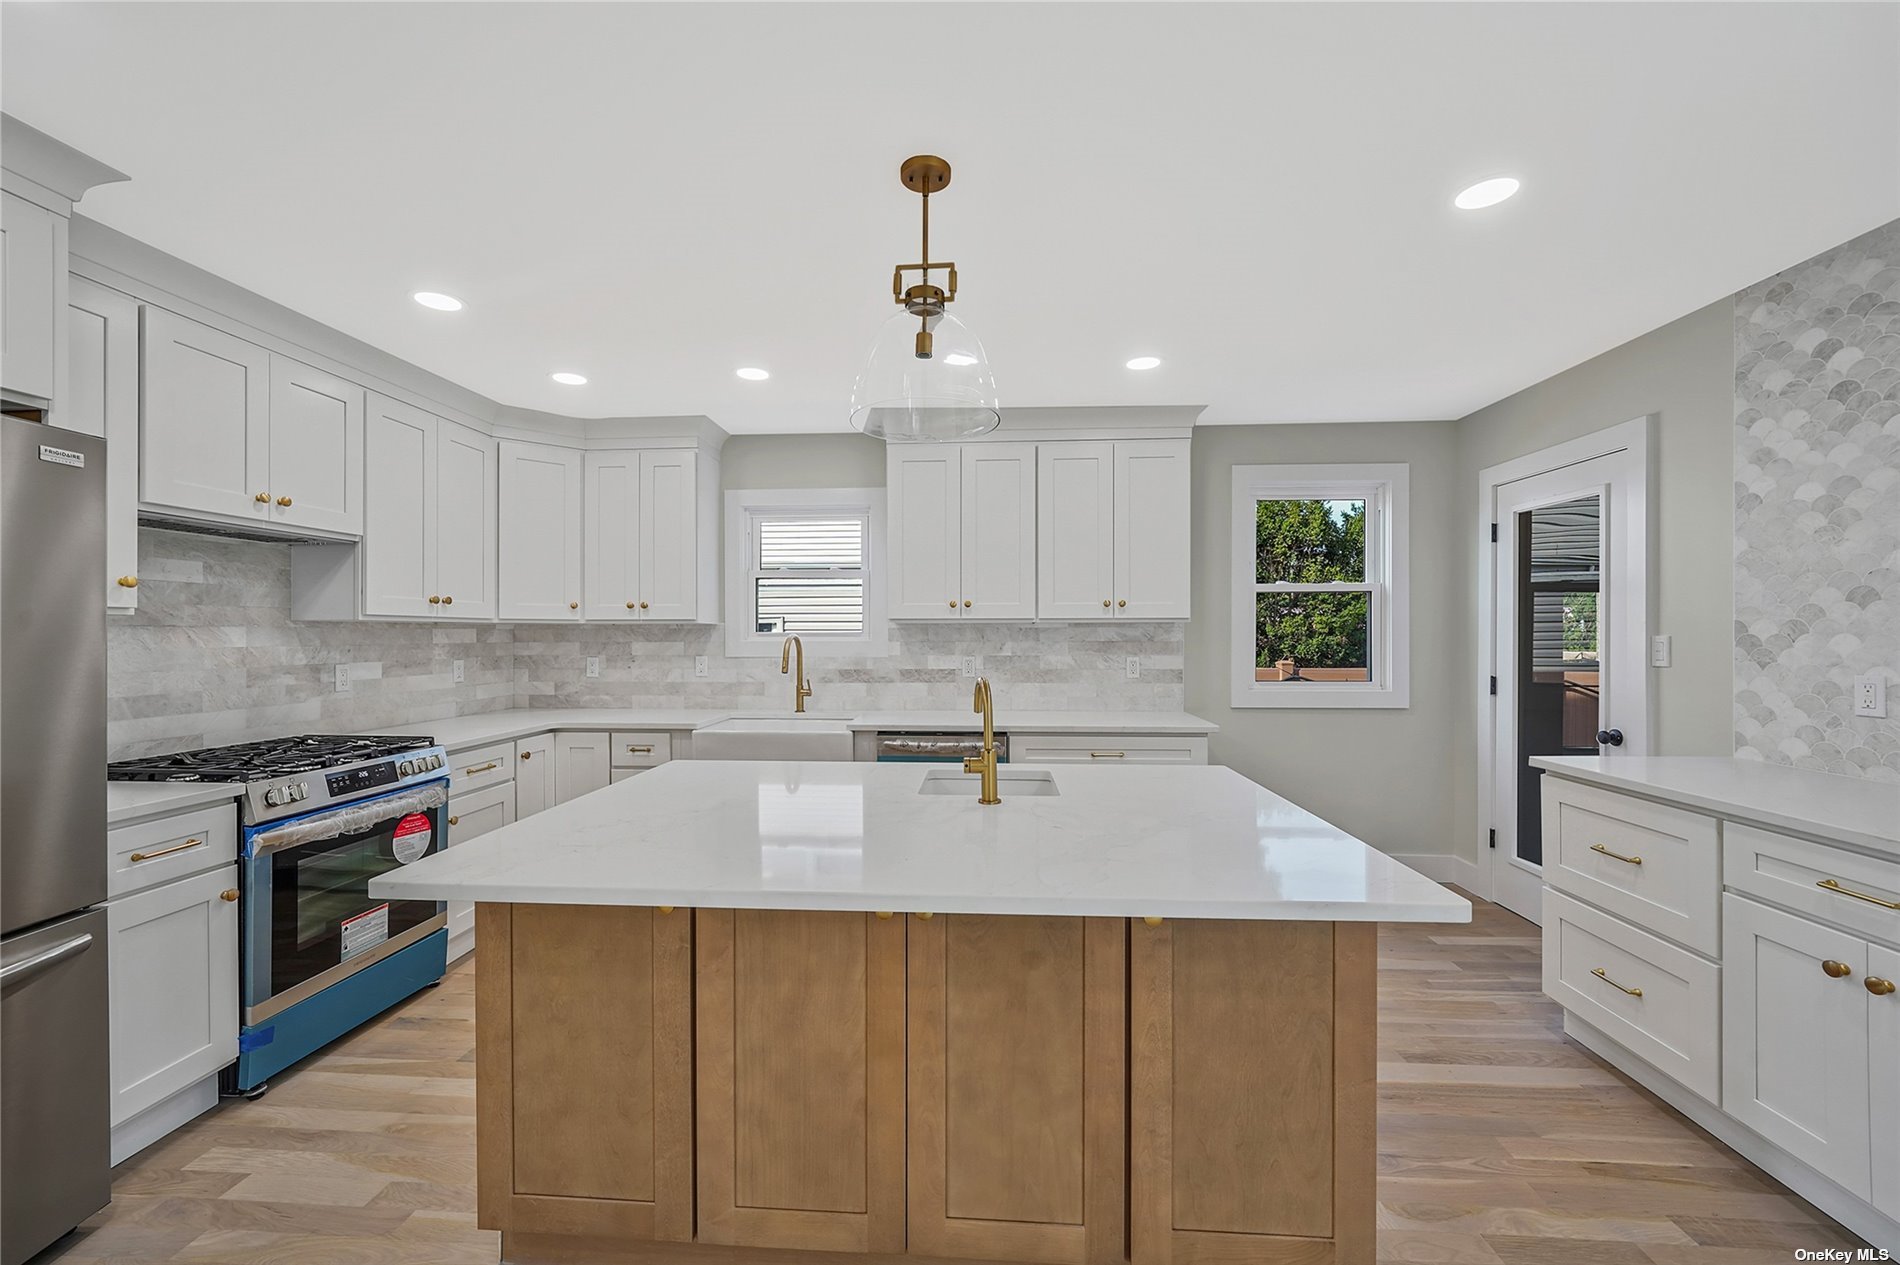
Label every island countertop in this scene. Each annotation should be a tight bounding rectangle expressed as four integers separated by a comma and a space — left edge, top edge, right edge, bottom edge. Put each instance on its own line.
370, 759, 1470, 923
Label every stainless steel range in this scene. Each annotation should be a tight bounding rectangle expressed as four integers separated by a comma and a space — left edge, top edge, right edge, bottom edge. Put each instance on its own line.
109, 735, 452, 1093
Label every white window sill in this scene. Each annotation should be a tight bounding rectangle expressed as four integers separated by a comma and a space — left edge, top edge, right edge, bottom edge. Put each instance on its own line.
726, 634, 888, 659
1230, 683, 1410, 710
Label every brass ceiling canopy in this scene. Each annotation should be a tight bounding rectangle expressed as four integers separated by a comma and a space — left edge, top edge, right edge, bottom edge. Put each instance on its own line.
892, 155, 959, 356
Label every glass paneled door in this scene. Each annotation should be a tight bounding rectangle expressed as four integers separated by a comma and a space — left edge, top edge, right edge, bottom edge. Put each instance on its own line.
1487, 437, 1648, 924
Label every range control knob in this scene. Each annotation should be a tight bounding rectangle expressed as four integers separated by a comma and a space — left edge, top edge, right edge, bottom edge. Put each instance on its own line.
264, 787, 284, 807
398, 760, 415, 777
430, 755, 444, 771
293, 782, 309, 801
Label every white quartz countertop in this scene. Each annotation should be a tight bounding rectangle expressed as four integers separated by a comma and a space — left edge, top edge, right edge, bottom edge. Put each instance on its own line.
107, 781, 243, 826
375, 707, 1217, 751
370, 760, 1468, 923
1532, 756, 1900, 858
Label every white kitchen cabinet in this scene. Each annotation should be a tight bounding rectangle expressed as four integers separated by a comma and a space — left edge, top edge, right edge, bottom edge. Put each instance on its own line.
67, 276, 141, 609
582, 449, 639, 621
266, 356, 363, 536
554, 731, 612, 805
1113, 439, 1192, 618
106, 864, 239, 1129
445, 781, 515, 958
1, 189, 60, 404
1722, 893, 1872, 1198
888, 444, 1036, 620
361, 394, 436, 618
584, 447, 702, 621
514, 733, 556, 817
435, 419, 498, 619
140, 306, 271, 524
499, 440, 583, 621
1037, 441, 1115, 620
1872, 942, 1900, 1213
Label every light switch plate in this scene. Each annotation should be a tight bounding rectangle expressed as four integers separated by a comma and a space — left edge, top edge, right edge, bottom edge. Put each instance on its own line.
1853, 675, 1887, 718
695, 655, 709, 678
333, 663, 350, 693
1649, 635, 1672, 668
452, 659, 465, 684
961, 656, 977, 678
1126, 655, 1141, 680
585, 656, 601, 679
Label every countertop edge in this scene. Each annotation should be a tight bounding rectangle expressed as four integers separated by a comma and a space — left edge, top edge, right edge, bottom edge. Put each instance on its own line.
106, 782, 244, 826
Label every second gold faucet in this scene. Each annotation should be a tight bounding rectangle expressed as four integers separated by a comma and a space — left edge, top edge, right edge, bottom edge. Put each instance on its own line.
779, 635, 814, 714
965, 677, 1001, 805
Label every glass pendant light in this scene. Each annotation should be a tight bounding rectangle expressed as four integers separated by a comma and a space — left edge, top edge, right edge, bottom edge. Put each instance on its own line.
849, 155, 1000, 441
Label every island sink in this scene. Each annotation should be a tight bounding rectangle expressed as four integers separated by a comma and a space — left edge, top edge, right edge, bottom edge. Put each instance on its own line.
916, 767, 1059, 796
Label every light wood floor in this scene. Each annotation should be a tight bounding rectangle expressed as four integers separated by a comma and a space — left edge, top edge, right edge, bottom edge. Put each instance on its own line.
39, 891, 1868, 1265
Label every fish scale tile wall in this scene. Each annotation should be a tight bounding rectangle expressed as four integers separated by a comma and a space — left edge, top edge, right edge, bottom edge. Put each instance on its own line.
1734, 217, 1900, 780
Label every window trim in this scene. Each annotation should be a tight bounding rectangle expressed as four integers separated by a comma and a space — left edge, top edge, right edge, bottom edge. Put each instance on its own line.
1230, 463, 1409, 709
724, 488, 889, 658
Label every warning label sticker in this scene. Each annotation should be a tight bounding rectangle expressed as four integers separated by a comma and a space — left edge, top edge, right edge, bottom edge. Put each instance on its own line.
341, 903, 390, 961
391, 812, 433, 864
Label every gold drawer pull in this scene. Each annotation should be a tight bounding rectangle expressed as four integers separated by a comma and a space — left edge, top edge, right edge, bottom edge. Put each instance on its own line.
1090, 751, 1127, 759
254, 491, 270, 503
463, 761, 499, 775
1866, 977, 1896, 996
219, 889, 239, 902
116, 575, 138, 588
447, 815, 460, 826
1591, 843, 1643, 866
625, 745, 654, 755
1817, 878, 1900, 911
1590, 967, 1642, 997
1822, 959, 1853, 979
128, 837, 205, 864
276, 496, 293, 507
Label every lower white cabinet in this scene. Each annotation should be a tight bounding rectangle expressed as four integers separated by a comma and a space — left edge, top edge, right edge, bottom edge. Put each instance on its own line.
1722, 892, 1876, 1199
515, 733, 555, 817
445, 782, 515, 958
106, 864, 239, 1128
1871, 942, 1900, 1212
554, 731, 612, 804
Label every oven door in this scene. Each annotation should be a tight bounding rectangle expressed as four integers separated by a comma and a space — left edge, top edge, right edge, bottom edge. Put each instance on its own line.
242, 779, 448, 1024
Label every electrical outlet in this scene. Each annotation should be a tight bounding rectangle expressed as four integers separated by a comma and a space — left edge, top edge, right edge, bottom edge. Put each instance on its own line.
1126, 655, 1141, 680
333, 663, 350, 693
961, 656, 977, 678
694, 655, 709, 679
1853, 674, 1887, 718
1649, 635, 1672, 668
452, 659, 465, 684
585, 656, 601, 679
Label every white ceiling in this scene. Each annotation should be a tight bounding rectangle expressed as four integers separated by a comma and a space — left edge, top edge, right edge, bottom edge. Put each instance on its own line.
4, 2, 1897, 434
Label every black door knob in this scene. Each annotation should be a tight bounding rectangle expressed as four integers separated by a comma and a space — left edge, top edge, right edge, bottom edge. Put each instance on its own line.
1596, 728, 1624, 747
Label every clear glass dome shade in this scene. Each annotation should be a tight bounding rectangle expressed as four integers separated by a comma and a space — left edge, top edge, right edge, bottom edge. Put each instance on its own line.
849, 311, 1000, 441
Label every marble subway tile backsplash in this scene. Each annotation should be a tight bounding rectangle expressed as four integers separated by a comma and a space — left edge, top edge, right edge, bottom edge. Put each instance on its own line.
109, 530, 1185, 759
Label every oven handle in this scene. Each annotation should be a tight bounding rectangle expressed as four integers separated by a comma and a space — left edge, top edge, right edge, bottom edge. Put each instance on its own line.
249, 781, 449, 857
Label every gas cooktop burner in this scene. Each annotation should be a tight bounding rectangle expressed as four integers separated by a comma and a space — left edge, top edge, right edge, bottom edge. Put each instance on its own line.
108, 734, 437, 783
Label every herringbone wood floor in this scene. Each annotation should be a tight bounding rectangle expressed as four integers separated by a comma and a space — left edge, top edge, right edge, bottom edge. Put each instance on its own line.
37, 891, 1870, 1264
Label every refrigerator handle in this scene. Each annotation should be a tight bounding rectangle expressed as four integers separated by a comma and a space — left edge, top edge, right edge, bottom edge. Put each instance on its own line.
0, 932, 95, 989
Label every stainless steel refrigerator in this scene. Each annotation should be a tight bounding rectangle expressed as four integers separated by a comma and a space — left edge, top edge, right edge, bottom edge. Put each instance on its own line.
0, 416, 111, 1265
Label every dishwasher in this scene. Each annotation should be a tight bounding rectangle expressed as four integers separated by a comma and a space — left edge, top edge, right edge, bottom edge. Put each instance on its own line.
873, 733, 1009, 764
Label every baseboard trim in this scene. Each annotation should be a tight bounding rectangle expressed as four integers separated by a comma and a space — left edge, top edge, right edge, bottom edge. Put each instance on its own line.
111, 1073, 218, 1167
1563, 1013, 1899, 1255
1389, 853, 1479, 890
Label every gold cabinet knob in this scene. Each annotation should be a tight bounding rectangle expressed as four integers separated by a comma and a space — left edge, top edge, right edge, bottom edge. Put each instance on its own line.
569, 601, 579, 610
875, 911, 894, 920
255, 491, 270, 503
116, 575, 138, 588
948, 600, 957, 609
627, 601, 636, 609
446, 815, 459, 826
1102, 599, 1111, 608
1118, 599, 1127, 608
639, 601, 649, 610
1868, 977, 1897, 997
219, 889, 239, 902
657, 905, 674, 915
520, 750, 533, 760
914, 911, 934, 921
963, 600, 971, 608
276, 496, 293, 507
1143, 915, 1164, 927
428, 595, 442, 604
441, 595, 453, 605
1822, 959, 1854, 979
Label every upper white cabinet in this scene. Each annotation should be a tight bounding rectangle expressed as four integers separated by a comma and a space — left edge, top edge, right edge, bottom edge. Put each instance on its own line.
499, 440, 583, 621
358, 395, 496, 620
1037, 442, 1114, 619
67, 276, 141, 610
888, 443, 1036, 620
435, 419, 498, 619
1038, 438, 1190, 620
1113, 440, 1192, 618
1, 190, 60, 404
582, 448, 707, 622
140, 307, 364, 537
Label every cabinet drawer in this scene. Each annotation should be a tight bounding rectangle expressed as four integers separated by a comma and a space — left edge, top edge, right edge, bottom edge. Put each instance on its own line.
1543, 888, 1720, 1103
107, 803, 239, 900
611, 730, 672, 768
1010, 733, 1207, 765
449, 741, 517, 794
1542, 779, 1720, 955
1725, 822, 1900, 947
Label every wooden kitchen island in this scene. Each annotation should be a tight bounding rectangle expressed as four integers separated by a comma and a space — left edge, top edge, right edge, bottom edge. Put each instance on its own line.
372, 760, 1469, 1265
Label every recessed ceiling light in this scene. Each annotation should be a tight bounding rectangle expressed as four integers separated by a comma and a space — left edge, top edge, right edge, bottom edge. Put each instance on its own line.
943, 353, 979, 367
1453, 177, 1520, 210
550, 372, 588, 386
412, 291, 464, 311
736, 367, 770, 381
1126, 356, 1162, 371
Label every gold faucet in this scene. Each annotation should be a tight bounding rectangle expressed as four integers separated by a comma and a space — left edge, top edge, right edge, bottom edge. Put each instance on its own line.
779, 635, 814, 714
964, 677, 1000, 805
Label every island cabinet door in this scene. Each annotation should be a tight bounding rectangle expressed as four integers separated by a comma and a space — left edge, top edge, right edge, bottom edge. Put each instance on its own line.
1129, 920, 1376, 1265
475, 904, 693, 1242
907, 915, 1126, 1265
695, 908, 906, 1253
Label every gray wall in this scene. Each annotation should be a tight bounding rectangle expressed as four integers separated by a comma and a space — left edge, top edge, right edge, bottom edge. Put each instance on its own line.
1448, 300, 1737, 863
720, 433, 887, 491
1184, 422, 1461, 861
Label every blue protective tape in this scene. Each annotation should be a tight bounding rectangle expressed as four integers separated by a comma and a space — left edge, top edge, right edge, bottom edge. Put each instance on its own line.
237, 1026, 274, 1051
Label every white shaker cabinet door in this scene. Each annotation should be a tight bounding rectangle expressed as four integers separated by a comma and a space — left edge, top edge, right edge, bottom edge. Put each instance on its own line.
1721, 893, 1872, 1199
435, 420, 497, 620
514, 734, 556, 818
1113, 439, 1191, 618
639, 448, 699, 621
1036, 441, 1115, 620
553, 731, 612, 805
68, 277, 141, 609
1, 190, 59, 404
959, 442, 1037, 620
267, 356, 363, 536
106, 864, 239, 1127
888, 447, 961, 619
445, 782, 515, 955
582, 449, 641, 621
361, 394, 437, 618
498, 440, 582, 620
139, 307, 271, 523
1870, 942, 1900, 1214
